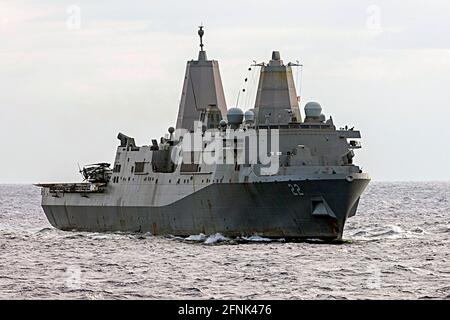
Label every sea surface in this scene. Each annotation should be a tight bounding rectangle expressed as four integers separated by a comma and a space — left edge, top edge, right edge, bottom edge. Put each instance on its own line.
0, 182, 449, 299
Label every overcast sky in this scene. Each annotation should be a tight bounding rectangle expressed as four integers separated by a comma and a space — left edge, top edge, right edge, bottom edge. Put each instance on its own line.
1, 0, 449, 183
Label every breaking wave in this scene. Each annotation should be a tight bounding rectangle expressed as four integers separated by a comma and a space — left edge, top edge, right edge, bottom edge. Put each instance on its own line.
347, 225, 427, 241
204, 233, 230, 244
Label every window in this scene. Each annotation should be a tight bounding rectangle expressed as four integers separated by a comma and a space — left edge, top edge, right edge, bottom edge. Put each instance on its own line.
134, 162, 146, 173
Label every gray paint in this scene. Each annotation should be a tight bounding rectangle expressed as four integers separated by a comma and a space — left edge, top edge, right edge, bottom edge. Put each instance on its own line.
254, 51, 302, 125
42, 178, 369, 240
175, 28, 227, 131
37, 28, 370, 241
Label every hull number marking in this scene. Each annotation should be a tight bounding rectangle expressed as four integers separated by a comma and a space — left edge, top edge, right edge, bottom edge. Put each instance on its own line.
288, 183, 304, 196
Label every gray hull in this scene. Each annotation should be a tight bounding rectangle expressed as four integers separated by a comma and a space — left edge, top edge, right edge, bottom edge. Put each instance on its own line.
42, 178, 369, 241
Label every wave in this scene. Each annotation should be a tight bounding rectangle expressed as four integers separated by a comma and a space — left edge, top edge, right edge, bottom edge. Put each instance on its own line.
240, 235, 272, 242
348, 225, 412, 240
184, 233, 206, 241
204, 233, 230, 244
180, 233, 284, 245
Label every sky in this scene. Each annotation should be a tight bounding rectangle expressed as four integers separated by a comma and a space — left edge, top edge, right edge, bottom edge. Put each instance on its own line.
1, 0, 449, 183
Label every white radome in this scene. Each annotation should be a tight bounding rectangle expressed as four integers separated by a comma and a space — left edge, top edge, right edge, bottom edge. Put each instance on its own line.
304, 101, 322, 118
227, 107, 244, 125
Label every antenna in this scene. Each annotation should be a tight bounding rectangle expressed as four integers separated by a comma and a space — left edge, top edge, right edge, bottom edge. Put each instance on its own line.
236, 89, 241, 107
242, 66, 252, 108
77, 162, 85, 181
251, 61, 265, 67
236, 71, 250, 108
189, 68, 199, 111
297, 60, 303, 100
198, 25, 204, 51
289, 60, 303, 101
245, 62, 258, 109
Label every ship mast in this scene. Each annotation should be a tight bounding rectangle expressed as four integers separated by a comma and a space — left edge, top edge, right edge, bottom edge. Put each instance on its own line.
175, 26, 228, 131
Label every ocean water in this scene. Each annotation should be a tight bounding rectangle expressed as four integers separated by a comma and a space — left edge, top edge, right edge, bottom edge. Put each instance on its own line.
0, 182, 449, 299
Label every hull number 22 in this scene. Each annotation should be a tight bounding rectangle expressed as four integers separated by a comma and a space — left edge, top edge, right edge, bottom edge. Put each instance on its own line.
288, 184, 304, 196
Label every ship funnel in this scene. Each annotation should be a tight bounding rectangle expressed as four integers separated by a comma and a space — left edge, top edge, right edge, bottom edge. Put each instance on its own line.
175, 26, 227, 131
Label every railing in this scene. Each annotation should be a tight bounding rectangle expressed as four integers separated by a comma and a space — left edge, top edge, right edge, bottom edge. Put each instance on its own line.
35, 182, 106, 193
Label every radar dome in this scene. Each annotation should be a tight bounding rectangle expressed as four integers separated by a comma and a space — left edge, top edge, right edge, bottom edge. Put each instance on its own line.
219, 119, 227, 128
227, 107, 244, 125
318, 114, 326, 122
244, 110, 255, 123
304, 102, 322, 118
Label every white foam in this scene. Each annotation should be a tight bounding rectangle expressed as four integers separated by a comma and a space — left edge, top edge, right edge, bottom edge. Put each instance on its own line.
89, 234, 110, 240
204, 233, 229, 244
242, 235, 272, 242
350, 225, 412, 240
134, 232, 153, 240
185, 233, 206, 241
390, 225, 404, 234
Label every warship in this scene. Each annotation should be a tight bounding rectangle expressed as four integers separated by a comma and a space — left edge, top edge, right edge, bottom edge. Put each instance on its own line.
37, 27, 370, 241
